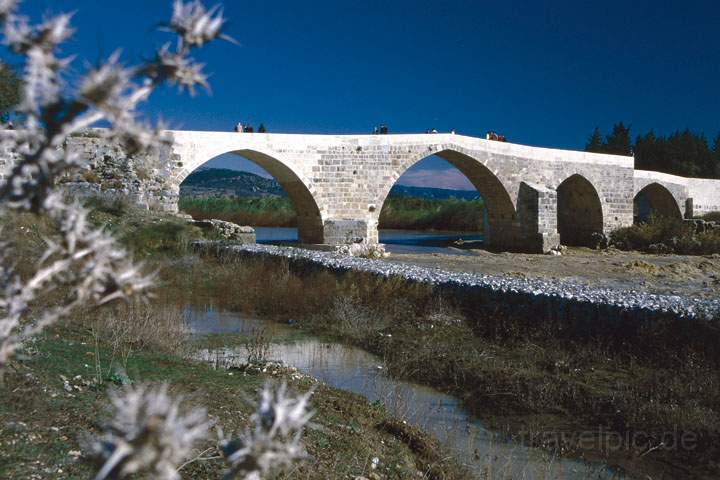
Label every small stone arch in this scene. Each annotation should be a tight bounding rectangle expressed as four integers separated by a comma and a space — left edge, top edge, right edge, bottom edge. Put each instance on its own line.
375, 147, 516, 248
556, 174, 604, 247
178, 149, 324, 243
633, 182, 683, 222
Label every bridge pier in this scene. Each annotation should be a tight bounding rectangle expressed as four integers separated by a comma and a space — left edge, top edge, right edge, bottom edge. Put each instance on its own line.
517, 182, 561, 253
322, 219, 378, 245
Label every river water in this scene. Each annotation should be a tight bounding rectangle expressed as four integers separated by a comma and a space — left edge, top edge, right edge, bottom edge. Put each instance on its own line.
186, 306, 624, 479
254, 227, 484, 255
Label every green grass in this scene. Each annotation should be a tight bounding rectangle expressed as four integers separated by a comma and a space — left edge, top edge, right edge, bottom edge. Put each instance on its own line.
180, 196, 297, 227
179, 195, 486, 232
3, 325, 468, 479
84, 196, 208, 257
379, 197, 484, 231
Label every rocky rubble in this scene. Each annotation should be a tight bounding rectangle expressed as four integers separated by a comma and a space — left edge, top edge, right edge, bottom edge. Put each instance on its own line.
191, 219, 256, 243
335, 242, 389, 259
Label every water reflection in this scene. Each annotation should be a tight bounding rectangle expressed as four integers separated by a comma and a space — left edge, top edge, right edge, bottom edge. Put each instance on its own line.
254, 226, 484, 256
187, 306, 623, 479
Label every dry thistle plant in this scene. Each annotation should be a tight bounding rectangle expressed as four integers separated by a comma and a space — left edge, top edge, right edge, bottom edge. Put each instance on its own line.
0, 0, 226, 367
86, 383, 211, 480
219, 382, 314, 480
0, 2, 314, 478
87, 382, 313, 480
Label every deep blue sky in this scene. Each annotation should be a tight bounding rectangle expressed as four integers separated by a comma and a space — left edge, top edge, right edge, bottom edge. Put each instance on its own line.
6, 0, 720, 188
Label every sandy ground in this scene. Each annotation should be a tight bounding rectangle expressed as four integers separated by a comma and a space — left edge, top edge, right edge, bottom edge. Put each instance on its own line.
386, 247, 720, 299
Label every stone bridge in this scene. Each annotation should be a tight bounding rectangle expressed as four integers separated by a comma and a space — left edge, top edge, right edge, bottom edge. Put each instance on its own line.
4, 129, 720, 252
167, 130, 639, 250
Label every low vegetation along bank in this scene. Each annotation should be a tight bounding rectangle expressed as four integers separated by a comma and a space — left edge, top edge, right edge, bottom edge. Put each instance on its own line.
610, 214, 720, 255
179, 195, 486, 232
0, 203, 469, 480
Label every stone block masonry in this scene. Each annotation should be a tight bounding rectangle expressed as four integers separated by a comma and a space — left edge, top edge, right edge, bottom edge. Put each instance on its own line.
2, 128, 720, 252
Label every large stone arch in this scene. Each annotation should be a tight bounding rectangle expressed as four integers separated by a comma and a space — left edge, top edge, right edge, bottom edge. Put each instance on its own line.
374, 147, 517, 248
177, 149, 324, 244
633, 182, 683, 222
556, 174, 604, 246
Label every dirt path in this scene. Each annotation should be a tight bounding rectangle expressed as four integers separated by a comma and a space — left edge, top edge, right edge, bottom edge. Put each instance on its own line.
387, 247, 720, 299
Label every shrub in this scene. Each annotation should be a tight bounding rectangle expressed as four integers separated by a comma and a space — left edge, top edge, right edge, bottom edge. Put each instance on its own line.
93, 302, 190, 356
610, 215, 720, 254
82, 169, 101, 183
700, 211, 720, 222
121, 220, 202, 257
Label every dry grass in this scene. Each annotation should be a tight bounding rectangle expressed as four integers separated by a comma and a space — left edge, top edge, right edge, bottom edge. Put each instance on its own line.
90, 301, 189, 360
243, 327, 271, 364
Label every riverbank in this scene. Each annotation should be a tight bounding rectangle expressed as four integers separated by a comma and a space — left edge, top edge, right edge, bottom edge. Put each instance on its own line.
1, 324, 467, 479
5, 204, 719, 478
0, 206, 471, 480
185, 244, 720, 479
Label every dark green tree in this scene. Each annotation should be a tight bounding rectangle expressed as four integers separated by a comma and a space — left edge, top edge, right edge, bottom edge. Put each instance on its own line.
585, 127, 604, 153
0, 62, 21, 122
634, 129, 716, 178
586, 125, 720, 179
604, 122, 632, 156
258, 123, 266, 133
634, 131, 662, 171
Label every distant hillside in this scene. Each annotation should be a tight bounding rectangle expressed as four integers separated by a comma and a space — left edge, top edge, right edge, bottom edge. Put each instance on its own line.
181, 168, 286, 197
389, 184, 480, 200
181, 168, 480, 200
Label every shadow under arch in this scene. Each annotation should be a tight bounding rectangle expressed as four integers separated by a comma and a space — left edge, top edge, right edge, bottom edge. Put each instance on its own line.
634, 183, 683, 223
556, 174, 604, 247
180, 149, 324, 244
375, 148, 517, 248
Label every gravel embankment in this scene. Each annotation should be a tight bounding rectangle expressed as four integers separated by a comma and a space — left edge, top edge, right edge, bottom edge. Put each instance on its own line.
209, 243, 720, 319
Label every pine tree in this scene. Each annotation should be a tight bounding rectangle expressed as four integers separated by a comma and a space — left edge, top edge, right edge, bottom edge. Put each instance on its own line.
585, 127, 604, 153
585, 125, 720, 179
604, 122, 632, 156
634, 131, 659, 171
258, 123, 266, 133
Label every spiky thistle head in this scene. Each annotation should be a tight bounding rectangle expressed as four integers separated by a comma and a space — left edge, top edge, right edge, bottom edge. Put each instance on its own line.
86, 383, 210, 480
220, 382, 313, 479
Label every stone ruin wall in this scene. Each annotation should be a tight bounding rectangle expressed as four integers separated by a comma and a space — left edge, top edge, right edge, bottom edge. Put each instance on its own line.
0, 132, 180, 210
